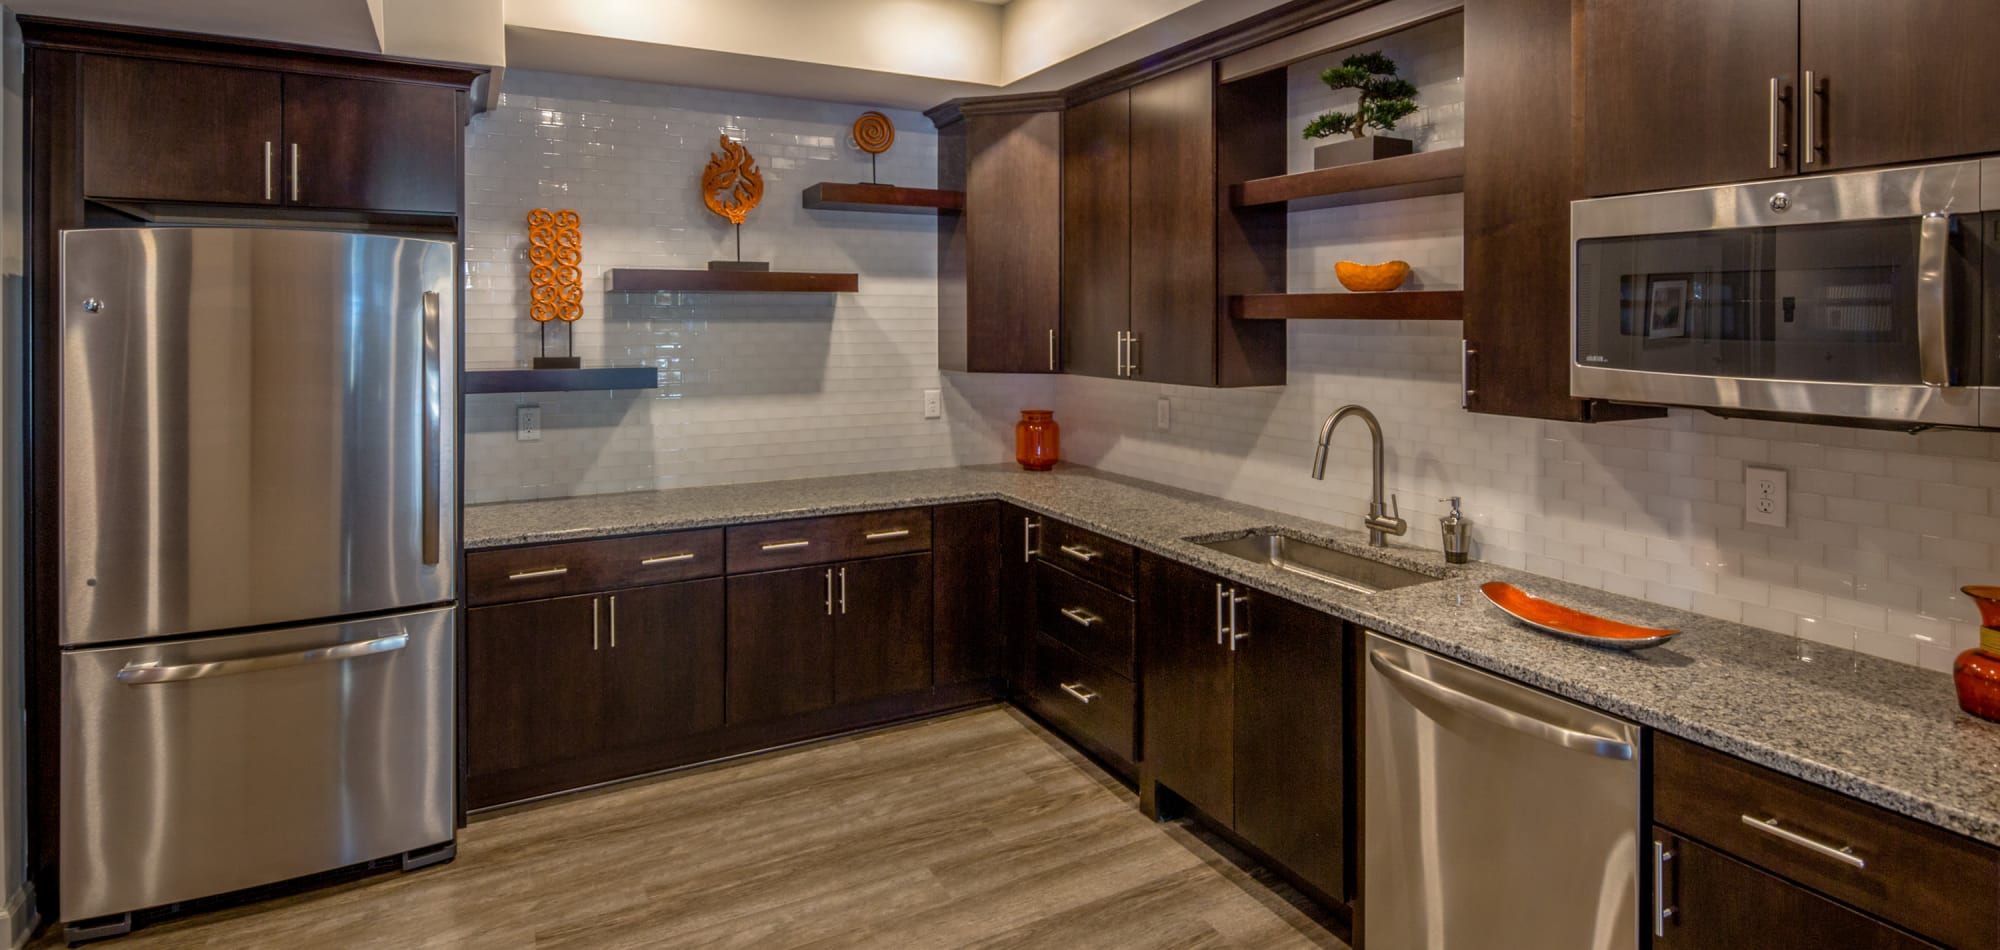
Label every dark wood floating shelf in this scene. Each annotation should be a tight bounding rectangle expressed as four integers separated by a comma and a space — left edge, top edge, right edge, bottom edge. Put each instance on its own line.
465, 367, 660, 394
606, 269, 860, 294
1231, 147, 1465, 211
802, 181, 965, 214
1230, 290, 1464, 321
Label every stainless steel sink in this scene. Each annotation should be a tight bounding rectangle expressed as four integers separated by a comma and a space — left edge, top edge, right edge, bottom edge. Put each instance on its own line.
1194, 530, 1439, 595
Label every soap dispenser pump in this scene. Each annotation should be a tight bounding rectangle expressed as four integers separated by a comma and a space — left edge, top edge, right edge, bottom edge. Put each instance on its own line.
1439, 496, 1471, 564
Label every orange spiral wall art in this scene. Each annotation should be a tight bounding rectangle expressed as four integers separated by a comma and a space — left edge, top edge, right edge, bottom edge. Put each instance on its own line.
526, 207, 583, 324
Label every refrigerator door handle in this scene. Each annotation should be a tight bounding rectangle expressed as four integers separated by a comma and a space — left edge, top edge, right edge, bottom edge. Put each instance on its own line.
113, 633, 410, 685
421, 290, 442, 566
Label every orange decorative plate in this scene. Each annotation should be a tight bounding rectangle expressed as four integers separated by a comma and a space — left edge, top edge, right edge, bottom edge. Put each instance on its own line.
1481, 581, 1680, 650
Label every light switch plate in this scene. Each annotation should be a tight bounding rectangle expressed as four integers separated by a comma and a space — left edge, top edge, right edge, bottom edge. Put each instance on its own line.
516, 405, 541, 442
1745, 465, 1787, 527
922, 389, 942, 419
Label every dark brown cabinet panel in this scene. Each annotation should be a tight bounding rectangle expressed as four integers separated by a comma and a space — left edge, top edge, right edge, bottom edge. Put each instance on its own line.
1139, 555, 1235, 821
1128, 63, 1218, 386
1035, 561, 1135, 678
1653, 829, 1938, 949
726, 566, 835, 724
467, 594, 604, 778
939, 106, 1063, 373
1800, 0, 2000, 172
834, 554, 934, 704
283, 74, 460, 213
599, 580, 726, 751
999, 506, 1042, 692
933, 502, 1001, 690
80, 55, 282, 205
1232, 592, 1347, 901
1581, 0, 1797, 196
1023, 633, 1137, 771
1062, 89, 1130, 379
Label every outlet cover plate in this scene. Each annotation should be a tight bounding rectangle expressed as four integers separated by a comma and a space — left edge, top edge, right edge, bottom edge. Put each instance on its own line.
922, 389, 942, 419
1745, 465, 1787, 527
516, 405, 541, 442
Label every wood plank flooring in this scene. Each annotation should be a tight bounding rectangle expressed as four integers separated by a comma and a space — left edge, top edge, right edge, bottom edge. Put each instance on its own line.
36, 707, 1345, 948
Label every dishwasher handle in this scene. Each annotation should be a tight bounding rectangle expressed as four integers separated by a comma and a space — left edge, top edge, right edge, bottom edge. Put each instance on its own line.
1368, 649, 1635, 760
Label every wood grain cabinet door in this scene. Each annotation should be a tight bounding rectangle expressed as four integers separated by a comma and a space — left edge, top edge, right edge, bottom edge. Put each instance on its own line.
1061, 89, 1131, 380
1139, 555, 1235, 821
834, 554, 935, 704
1581, 0, 1798, 195
1800, 0, 2000, 172
1232, 596, 1348, 902
933, 502, 1002, 690
964, 110, 1063, 373
282, 74, 459, 213
726, 566, 835, 724
1127, 63, 1218, 386
1653, 828, 1940, 949
599, 579, 725, 751
80, 55, 283, 205
467, 594, 605, 778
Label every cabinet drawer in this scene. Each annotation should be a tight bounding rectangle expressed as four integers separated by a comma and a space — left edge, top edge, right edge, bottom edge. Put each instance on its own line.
1034, 561, 1134, 678
1036, 519, 1134, 595
1655, 733, 2000, 950
725, 509, 931, 572
467, 529, 724, 606
1025, 633, 1135, 768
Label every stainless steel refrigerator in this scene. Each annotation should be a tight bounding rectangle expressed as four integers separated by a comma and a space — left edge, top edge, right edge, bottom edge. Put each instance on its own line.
56, 227, 458, 932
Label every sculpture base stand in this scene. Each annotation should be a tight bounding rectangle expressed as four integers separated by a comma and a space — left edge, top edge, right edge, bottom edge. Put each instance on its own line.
532, 356, 582, 369
707, 260, 771, 272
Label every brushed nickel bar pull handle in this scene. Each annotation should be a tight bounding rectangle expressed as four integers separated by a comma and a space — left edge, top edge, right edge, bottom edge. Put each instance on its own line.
507, 566, 568, 581
1023, 517, 1040, 563
1767, 77, 1789, 170
115, 633, 408, 684
264, 141, 274, 200
864, 529, 911, 542
1739, 815, 1865, 869
761, 539, 810, 552
421, 290, 441, 565
1216, 583, 1229, 646
1048, 327, 1056, 371
1801, 70, 1819, 166
290, 142, 301, 200
1060, 607, 1100, 628
608, 595, 618, 648
838, 567, 847, 615
592, 597, 601, 651
640, 553, 695, 565
1228, 590, 1249, 651
1059, 544, 1099, 563
1125, 332, 1139, 376
1059, 682, 1097, 704
1654, 839, 1676, 937
1116, 331, 1129, 377
824, 568, 834, 616
1916, 211, 1951, 387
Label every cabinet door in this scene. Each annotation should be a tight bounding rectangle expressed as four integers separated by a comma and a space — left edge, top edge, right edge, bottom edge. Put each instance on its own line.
1061, 89, 1130, 380
1139, 556, 1234, 821
283, 74, 459, 213
1654, 828, 1940, 949
958, 110, 1062, 373
835, 554, 934, 704
1128, 63, 1217, 386
1801, 0, 2000, 172
726, 567, 834, 724
80, 55, 283, 205
999, 506, 1042, 692
933, 502, 1001, 690
1234, 598, 1348, 902
600, 579, 725, 751
467, 594, 603, 778
1581, 0, 1797, 195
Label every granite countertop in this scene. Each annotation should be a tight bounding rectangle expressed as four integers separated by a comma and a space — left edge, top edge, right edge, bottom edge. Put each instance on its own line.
466, 464, 2000, 848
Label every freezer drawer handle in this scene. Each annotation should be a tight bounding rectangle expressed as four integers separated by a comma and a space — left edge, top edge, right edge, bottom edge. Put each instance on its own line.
1368, 649, 1634, 760
114, 633, 410, 685
1740, 815, 1866, 869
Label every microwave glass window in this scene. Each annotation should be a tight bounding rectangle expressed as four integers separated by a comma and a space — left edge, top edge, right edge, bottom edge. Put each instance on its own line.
1576, 215, 1983, 386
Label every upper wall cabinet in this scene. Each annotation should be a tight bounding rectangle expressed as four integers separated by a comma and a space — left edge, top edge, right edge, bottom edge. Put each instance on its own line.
1583, 0, 2000, 196
934, 98, 1064, 374
80, 55, 284, 206
282, 74, 461, 214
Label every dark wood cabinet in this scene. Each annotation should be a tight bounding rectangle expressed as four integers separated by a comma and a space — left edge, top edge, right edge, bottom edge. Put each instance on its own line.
998, 505, 1042, 692
1799, 0, 2000, 173
599, 580, 726, 751
1127, 62, 1218, 387
834, 554, 934, 704
283, 74, 461, 213
935, 100, 1063, 374
1139, 556, 1235, 820
1061, 89, 1130, 380
467, 594, 604, 779
1581, 0, 1796, 196
933, 502, 1001, 691
1653, 828, 1938, 949
79, 55, 282, 205
726, 566, 837, 724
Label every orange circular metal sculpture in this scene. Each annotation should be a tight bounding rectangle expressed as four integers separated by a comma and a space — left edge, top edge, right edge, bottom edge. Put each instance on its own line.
852, 111, 895, 155
527, 207, 583, 323
701, 135, 765, 226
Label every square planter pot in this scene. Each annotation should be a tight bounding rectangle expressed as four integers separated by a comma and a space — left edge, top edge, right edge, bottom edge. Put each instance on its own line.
1312, 135, 1415, 169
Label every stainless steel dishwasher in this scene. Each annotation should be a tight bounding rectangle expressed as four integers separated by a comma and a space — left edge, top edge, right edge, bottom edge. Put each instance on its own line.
1364, 632, 1642, 950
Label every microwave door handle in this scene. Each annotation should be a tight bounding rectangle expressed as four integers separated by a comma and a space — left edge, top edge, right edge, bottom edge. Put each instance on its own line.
1916, 212, 1950, 387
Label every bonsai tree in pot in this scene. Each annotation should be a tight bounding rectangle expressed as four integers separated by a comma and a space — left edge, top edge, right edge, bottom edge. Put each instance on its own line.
1303, 50, 1420, 168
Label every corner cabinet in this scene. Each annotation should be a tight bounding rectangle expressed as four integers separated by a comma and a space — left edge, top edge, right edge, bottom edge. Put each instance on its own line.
933, 96, 1064, 374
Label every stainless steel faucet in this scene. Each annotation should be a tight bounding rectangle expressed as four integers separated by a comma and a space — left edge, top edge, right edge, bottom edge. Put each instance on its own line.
1311, 405, 1408, 547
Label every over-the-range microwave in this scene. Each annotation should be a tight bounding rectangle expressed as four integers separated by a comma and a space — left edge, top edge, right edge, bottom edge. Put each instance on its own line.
1571, 157, 1996, 430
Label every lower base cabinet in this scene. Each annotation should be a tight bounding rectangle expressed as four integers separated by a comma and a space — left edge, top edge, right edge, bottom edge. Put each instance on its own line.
727, 554, 935, 724
1652, 828, 1938, 949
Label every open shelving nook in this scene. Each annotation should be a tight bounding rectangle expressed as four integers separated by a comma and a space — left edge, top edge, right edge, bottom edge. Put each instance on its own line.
1217, 0, 1466, 321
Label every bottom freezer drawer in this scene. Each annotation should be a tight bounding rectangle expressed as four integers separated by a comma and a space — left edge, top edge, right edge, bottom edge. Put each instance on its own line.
61, 606, 455, 922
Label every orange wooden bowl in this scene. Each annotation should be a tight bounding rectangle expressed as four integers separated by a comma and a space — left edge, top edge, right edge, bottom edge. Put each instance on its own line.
1335, 260, 1411, 293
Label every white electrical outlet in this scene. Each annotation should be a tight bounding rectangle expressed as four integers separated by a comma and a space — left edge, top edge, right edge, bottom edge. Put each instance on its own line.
1745, 465, 1787, 527
1156, 397, 1171, 431
516, 405, 541, 442
922, 389, 942, 419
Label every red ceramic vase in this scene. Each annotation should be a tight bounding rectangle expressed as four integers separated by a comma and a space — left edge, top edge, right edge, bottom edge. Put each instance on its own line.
1955, 586, 2000, 723
1015, 410, 1059, 471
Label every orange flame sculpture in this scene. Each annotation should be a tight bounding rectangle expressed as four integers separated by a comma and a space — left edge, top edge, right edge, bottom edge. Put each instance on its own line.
701, 135, 765, 225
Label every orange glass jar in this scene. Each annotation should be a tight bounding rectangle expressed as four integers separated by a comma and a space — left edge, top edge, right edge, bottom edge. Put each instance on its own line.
1955, 586, 2000, 723
1015, 409, 1059, 471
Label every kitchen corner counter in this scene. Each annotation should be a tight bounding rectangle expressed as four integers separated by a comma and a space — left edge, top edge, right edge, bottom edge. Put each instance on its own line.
466, 464, 2000, 848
